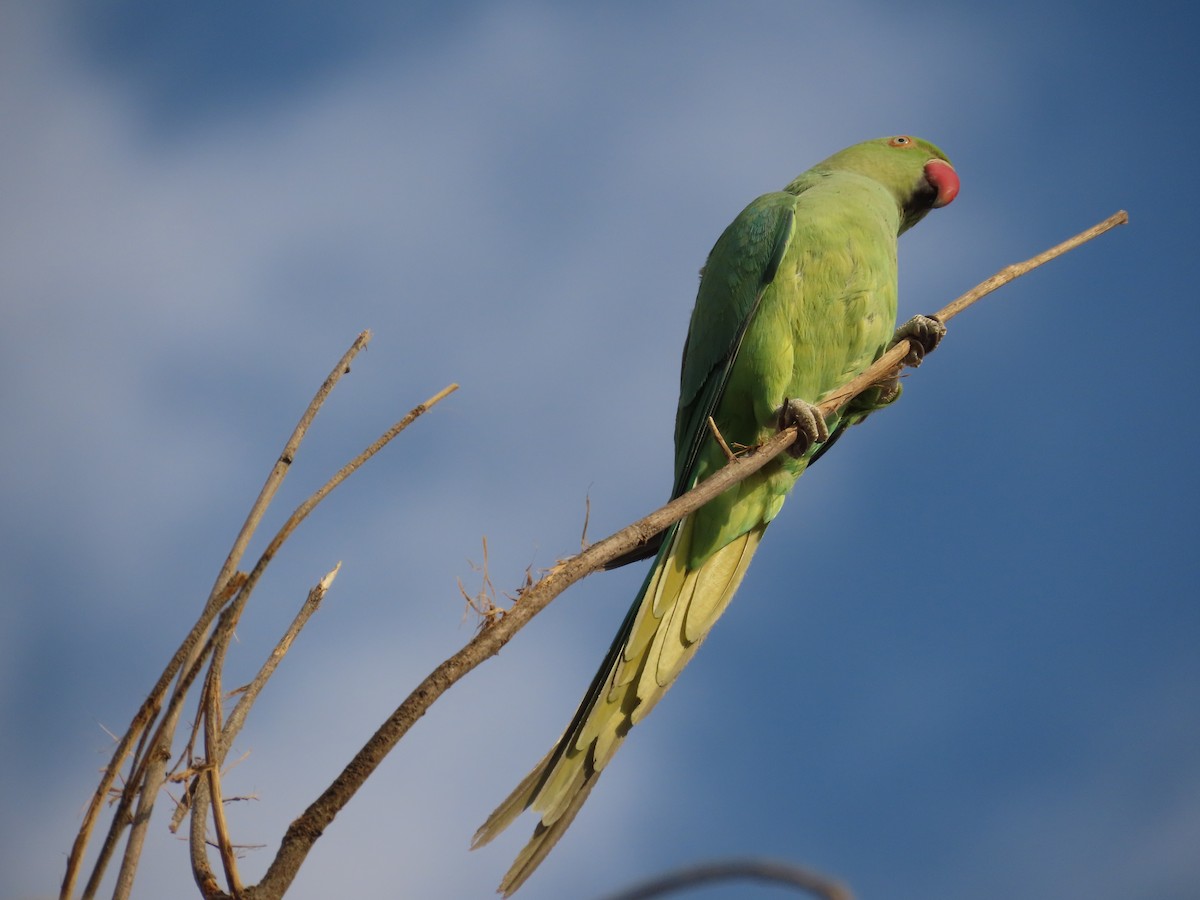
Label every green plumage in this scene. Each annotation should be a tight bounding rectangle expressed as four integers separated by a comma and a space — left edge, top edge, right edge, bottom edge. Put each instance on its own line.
473, 135, 957, 895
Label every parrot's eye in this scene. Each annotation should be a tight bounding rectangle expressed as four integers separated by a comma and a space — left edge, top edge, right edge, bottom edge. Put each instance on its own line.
888, 136, 913, 147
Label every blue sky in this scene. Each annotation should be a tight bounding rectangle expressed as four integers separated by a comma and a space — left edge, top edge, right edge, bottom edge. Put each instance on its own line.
2, 2, 1197, 899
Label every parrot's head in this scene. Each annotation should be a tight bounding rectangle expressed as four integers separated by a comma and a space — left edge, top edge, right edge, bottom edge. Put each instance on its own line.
818, 135, 959, 234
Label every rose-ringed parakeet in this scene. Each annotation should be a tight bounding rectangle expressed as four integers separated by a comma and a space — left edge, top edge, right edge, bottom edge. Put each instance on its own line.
472, 135, 959, 895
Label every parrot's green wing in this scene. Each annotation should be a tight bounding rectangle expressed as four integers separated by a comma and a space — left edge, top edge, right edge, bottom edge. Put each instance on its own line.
604, 194, 798, 570
672, 192, 797, 497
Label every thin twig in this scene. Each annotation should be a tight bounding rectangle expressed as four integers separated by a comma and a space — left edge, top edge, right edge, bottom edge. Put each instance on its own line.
581, 494, 591, 551
222, 564, 340, 750
707, 416, 736, 461
273, 381, 459, 564
820, 210, 1128, 410
204, 638, 241, 897
213, 333, 372, 615
202, 608, 243, 899
249, 213, 1126, 900
188, 775, 222, 898
179, 564, 343, 841
597, 858, 853, 900
937, 209, 1128, 321
207, 762, 241, 898
460, 539, 504, 630
81, 633, 217, 900
187, 611, 233, 899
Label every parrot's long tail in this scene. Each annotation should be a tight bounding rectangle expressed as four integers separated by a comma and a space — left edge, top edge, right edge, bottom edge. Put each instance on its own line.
471, 515, 766, 895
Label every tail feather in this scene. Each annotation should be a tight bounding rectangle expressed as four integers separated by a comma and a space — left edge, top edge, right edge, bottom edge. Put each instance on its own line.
535, 753, 587, 825
494, 764, 600, 897
683, 526, 759, 643
610, 521, 690, 690
635, 527, 761, 722
473, 517, 767, 893
471, 749, 555, 849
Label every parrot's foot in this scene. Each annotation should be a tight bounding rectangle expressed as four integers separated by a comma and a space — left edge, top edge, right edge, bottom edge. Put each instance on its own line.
777, 397, 831, 458
892, 314, 947, 367
872, 377, 903, 408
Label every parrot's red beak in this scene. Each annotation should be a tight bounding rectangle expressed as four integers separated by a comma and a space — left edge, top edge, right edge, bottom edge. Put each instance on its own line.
924, 159, 959, 208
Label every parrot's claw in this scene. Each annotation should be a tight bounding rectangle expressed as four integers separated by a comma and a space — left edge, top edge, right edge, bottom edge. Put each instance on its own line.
873, 377, 903, 407
778, 397, 831, 458
892, 314, 946, 367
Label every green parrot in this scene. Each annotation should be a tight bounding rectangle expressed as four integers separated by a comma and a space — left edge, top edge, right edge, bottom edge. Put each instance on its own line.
472, 135, 959, 895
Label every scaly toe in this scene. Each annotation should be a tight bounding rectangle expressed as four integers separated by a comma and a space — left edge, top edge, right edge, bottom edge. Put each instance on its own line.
778, 397, 830, 458
894, 314, 946, 367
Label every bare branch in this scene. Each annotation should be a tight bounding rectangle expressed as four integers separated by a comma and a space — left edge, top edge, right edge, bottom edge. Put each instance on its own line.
246, 212, 1127, 899
706, 416, 736, 462
937, 209, 1128, 322
173, 566, 343, 838
215, 333, 373, 604
820, 210, 1128, 410
203, 608, 244, 899
197, 604, 244, 895
597, 858, 853, 900
223, 564, 341, 750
